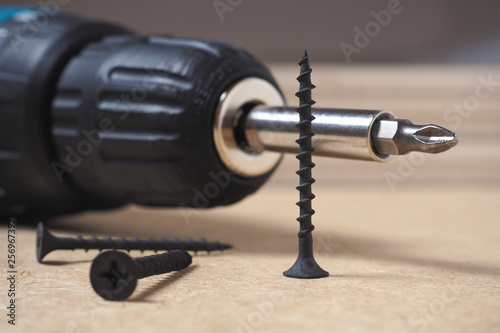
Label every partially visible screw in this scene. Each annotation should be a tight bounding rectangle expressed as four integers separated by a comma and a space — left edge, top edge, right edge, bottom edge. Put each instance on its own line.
90, 249, 192, 301
36, 222, 232, 263
283, 51, 328, 279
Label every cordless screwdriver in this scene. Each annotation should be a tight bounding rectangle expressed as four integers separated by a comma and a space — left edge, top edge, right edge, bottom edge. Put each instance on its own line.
0, 7, 458, 217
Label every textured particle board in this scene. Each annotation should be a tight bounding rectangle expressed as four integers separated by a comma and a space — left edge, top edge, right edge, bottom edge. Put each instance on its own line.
1, 186, 500, 333
1, 65, 500, 333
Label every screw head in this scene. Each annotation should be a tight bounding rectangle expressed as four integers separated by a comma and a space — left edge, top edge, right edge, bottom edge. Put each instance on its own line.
36, 222, 58, 263
283, 255, 329, 279
90, 251, 138, 301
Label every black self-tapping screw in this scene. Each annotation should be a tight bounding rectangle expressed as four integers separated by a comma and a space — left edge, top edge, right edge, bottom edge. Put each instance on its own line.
90, 249, 192, 301
36, 222, 232, 263
283, 51, 329, 279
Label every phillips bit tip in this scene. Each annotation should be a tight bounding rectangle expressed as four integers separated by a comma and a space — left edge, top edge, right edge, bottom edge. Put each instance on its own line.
372, 119, 459, 156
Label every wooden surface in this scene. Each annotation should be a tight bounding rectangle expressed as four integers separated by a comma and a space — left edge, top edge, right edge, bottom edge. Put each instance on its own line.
1, 65, 499, 333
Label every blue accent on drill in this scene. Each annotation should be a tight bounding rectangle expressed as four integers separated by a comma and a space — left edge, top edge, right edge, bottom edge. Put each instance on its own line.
0, 6, 34, 25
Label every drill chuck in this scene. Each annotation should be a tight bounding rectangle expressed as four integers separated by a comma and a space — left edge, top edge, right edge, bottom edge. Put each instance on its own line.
50, 35, 281, 211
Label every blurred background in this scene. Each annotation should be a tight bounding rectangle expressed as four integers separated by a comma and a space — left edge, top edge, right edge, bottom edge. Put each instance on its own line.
9, 0, 499, 64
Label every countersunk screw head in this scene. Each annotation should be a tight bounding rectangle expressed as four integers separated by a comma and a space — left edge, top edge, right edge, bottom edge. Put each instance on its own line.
36, 222, 58, 263
90, 251, 139, 301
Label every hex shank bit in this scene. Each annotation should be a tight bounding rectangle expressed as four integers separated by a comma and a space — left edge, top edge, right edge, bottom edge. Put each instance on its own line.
245, 109, 459, 160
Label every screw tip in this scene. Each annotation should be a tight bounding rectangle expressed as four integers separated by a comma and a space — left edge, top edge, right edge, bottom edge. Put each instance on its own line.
299, 50, 310, 68
220, 243, 234, 251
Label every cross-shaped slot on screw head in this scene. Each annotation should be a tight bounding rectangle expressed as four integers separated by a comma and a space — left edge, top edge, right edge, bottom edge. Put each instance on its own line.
100, 260, 133, 293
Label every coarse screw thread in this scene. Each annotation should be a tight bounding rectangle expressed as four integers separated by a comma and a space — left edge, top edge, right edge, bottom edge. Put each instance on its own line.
36, 222, 232, 262
295, 50, 316, 235
133, 250, 193, 279
90, 249, 192, 301
283, 51, 328, 279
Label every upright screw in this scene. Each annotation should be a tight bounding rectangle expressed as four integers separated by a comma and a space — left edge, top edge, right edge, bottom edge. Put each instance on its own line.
36, 222, 232, 263
90, 249, 192, 301
283, 51, 328, 279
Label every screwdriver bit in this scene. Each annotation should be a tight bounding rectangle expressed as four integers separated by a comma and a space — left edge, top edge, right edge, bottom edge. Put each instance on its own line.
371, 119, 459, 156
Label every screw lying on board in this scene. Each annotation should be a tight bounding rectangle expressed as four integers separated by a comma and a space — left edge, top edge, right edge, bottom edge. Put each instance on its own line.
36, 222, 232, 263
90, 249, 192, 301
283, 51, 328, 279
